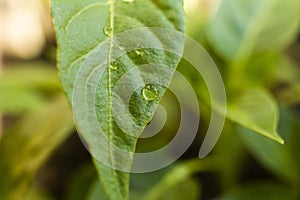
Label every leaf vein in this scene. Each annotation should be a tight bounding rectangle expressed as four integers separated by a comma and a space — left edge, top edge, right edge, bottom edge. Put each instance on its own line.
64, 2, 108, 29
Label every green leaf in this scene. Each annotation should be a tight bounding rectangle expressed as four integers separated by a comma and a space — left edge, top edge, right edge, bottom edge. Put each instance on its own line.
143, 161, 204, 200
213, 122, 247, 189
274, 57, 300, 106
0, 96, 74, 200
0, 88, 44, 113
144, 178, 200, 200
281, 111, 300, 176
86, 161, 205, 200
274, 56, 300, 84
88, 174, 200, 200
87, 181, 110, 200
64, 164, 98, 200
238, 109, 300, 182
208, 0, 300, 62
227, 89, 284, 144
0, 62, 60, 113
216, 181, 296, 200
51, 0, 185, 200
240, 52, 278, 87
25, 187, 54, 200
0, 62, 59, 91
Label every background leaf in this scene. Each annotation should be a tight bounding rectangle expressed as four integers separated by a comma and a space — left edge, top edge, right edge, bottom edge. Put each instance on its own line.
85, 161, 204, 200
64, 164, 98, 200
0, 96, 74, 200
24, 186, 55, 200
0, 88, 44, 113
238, 109, 300, 183
215, 181, 296, 200
0, 62, 59, 91
142, 161, 205, 200
227, 89, 283, 144
0, 62, 59, 114
207, 0, 300, 62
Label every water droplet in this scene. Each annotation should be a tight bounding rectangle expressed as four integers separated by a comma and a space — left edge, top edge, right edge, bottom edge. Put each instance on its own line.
135, 48, 144, 56
122, 0, 134, 3
103, 25, 112, 36
142, 84, 159, 101
130, 47, 144, 57
128, 44, 145, 57
110, 62, 118, 70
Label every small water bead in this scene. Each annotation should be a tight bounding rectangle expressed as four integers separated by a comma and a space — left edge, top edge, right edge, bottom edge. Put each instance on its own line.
103, 25, 112, 37
110, 62, 118, 70
126, 43, 145, 57
135, 48, 144, 56
142, 84, 159, 101
130, 47, 145, 57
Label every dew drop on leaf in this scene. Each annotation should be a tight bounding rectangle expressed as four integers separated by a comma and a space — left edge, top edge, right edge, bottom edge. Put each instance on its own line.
135, 48, 144, 56
110, 62, 118, 70
129, 45, 145, 57
142, 84, 159, 101
103, 25, 112, 37
130, 48, 144, 57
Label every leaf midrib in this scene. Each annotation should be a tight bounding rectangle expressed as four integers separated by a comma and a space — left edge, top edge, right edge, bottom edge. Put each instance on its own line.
107, 0, 114, 150
105, 0, 122, 197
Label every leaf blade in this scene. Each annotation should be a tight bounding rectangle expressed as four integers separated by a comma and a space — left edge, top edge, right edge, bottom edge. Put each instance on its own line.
51, 0, 185, 199
227, 89, 284, 144
208, 0, 300, 62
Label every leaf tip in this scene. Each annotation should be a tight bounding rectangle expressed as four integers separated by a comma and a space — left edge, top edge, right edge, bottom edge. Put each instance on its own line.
272, 133, 285, 145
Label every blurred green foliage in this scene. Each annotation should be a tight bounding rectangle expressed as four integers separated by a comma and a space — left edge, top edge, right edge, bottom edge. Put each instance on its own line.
0, 0, 299, 199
